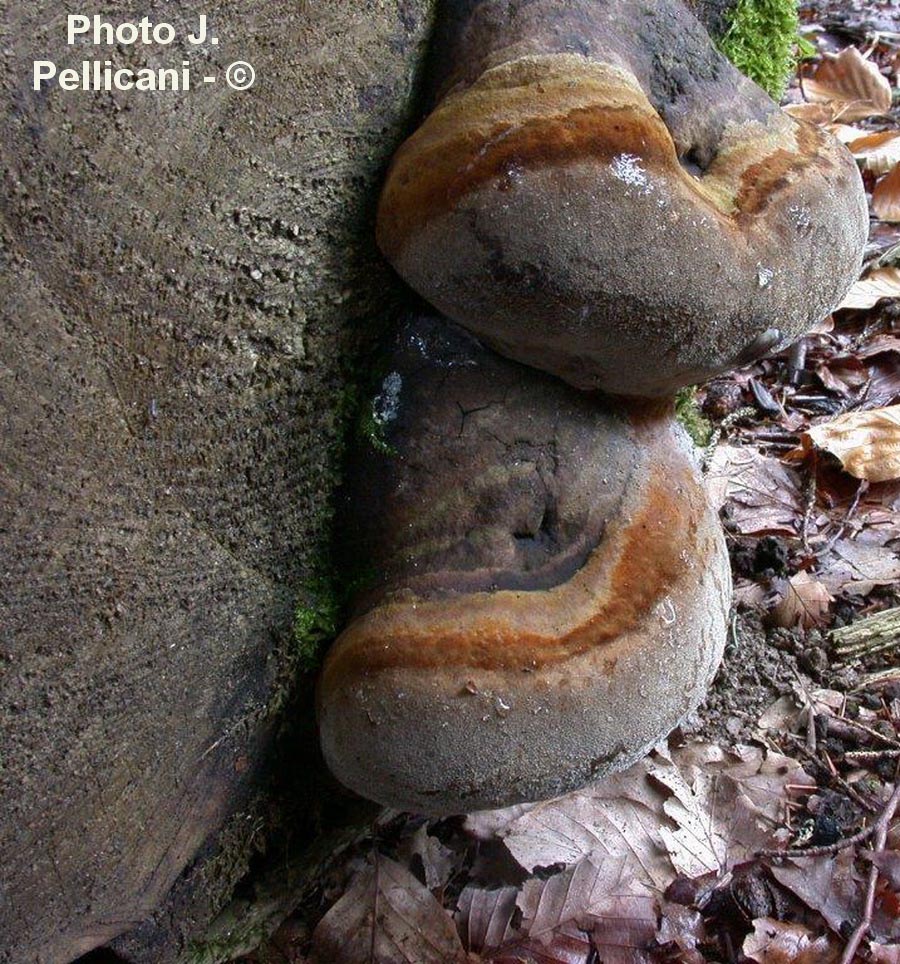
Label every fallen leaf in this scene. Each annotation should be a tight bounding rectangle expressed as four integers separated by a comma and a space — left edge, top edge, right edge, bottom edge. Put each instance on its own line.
398, 825, 457, 891
858, 335, 900, 360
830, 122, 873, 143
815, 355, 869, 396
803, 46, 893, 121
875, 165, 900, 222
656, 901, 707, 955
492, 763, 675, 889
464, 804, 537, 842
771, 572, 833, 629
770, 851, 890, 941
865, 850, 900, 889
866, 356, 900, 409
743, 919, 842, 963
839, 267, 900, 311
784, 102, 838, 124
850, 131, 900, 175
871, 943, 900, 963
517, 858, 658, 964
734, 577, 769, 610
456, 885, 518, 953
653, 746, 814, 878
706, 446, 804, 536
311, 855, 468, 964
486, 932, 594, 964
491, 745, 812, 893
818, 539, 900, 596
803, 406, 900, 482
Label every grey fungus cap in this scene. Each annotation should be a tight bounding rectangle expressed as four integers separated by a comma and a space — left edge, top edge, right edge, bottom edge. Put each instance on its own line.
317, 318, 731, 814
376, 0, 868, 397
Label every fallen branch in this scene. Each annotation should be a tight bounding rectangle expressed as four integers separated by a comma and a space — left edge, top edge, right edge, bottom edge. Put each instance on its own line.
832, 606, 900, 660
840, 776, 900, 964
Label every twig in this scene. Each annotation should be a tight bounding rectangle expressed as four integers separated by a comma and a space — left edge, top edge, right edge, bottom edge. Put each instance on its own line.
818, 480, 868, 558
844, 749, 900, 762
800, 463, 817, 555
840, 775, 900, 964
787, 341, 808, 386
824, 714, 900, 750
760, 774, 899, 868
753, 432, 801, 444
758, 820, 878, 859
853, 667, 900, 691
782, 733, 879, 815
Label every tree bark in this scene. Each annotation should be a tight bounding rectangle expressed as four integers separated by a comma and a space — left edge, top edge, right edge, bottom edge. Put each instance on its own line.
0, 2, 433, 961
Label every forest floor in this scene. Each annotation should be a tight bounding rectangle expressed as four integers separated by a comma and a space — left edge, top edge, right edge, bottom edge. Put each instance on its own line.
222, 4, 900, 961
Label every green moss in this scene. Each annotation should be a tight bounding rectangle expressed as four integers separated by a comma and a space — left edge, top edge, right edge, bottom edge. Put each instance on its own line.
288, 381, 388, 674
675, 387, 713, 447
293, 571, 341, 673
716, 0, 807, 100
358, 403, 396, 456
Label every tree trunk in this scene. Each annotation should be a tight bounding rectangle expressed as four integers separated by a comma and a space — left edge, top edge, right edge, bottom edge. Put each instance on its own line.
0, 2, 433, 960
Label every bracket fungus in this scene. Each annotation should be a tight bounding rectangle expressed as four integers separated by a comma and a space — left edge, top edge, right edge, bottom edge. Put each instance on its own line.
376, 0, 868, 396
317, 0, 869, 817
318, 317, 730, 814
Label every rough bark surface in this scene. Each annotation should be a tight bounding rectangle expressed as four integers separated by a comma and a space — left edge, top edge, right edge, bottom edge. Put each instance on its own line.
0, 0, 753, 961
0, 2, 433, 961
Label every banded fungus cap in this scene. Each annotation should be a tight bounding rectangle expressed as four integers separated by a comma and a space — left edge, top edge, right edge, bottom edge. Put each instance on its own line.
317, 316, 730, 815
376, 0, 868, 397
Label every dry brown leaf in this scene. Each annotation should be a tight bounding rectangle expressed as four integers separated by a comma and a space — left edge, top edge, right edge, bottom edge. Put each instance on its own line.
517, 858, 658, 964
816, 355, 869, 396
464, 803, 537, 842
804, 46, 893, 121
656, 901, 707, 956
864, 850, 900, 889
830, 122, 873, 142
871, 943, 900, 963
850, 130, 900, 175
706, 446, 804, 536
310, 855, 468, 964
486, 933, 595, 963
781, 845, 900, 943
784, 102, 838, 125
456, 885, 518, 953
488, 745, 812, 893
858, 335, 900, 359
771, 851, 876, 940
743, 919, 842, 963
734, 577, 769, 610
652, 746, 814, 878
492, 762, 675, 889
875, 164, 900, 222
771, 572, 833, 629
804, 405, 900, 482
867, 356, 900, 409
818, 539, 900, 596
398, 825, 457, 892
840, 267, 900, 310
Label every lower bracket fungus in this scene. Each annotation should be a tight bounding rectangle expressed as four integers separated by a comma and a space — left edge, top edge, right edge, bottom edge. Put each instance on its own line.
317, 317, 730, 814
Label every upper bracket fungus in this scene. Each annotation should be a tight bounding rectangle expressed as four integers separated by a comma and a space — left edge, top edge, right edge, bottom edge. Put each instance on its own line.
376, 0, 867, 396
318, 317, 730, 814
